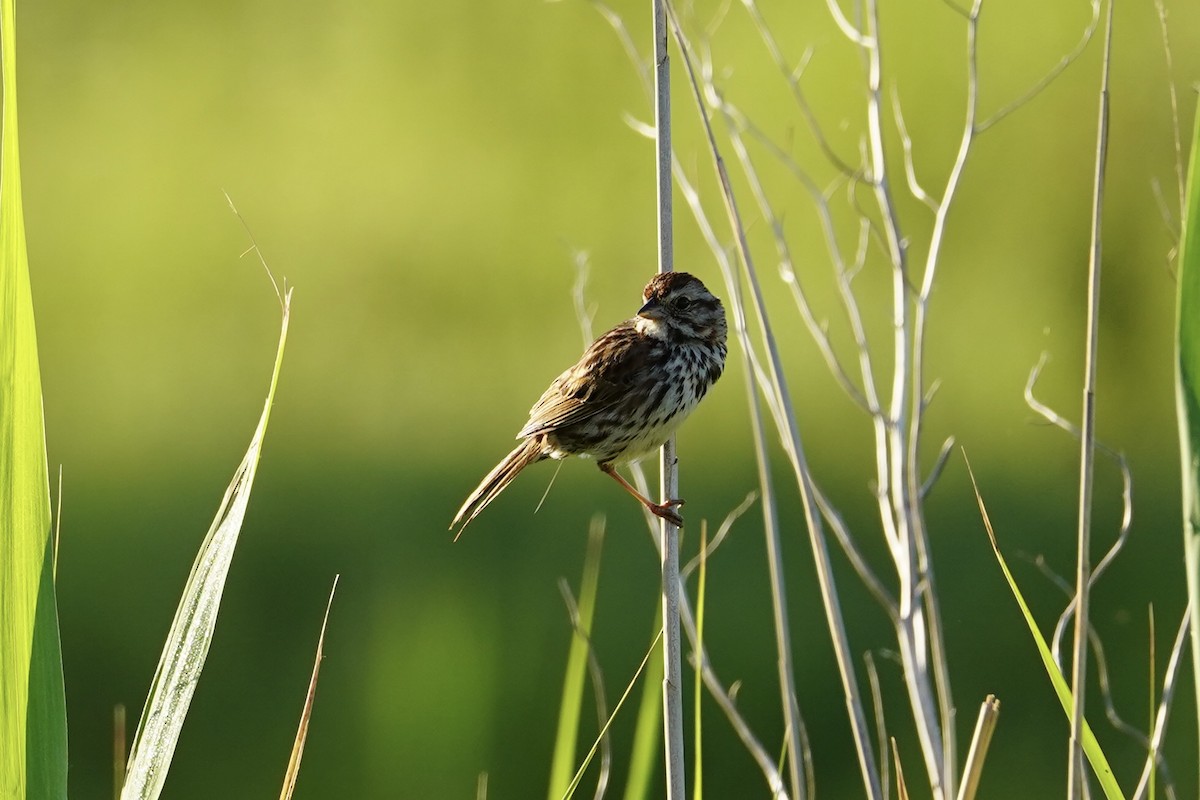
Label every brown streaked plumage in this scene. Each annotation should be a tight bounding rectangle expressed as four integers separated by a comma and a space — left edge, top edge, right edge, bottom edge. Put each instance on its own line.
450, 271, 727, 539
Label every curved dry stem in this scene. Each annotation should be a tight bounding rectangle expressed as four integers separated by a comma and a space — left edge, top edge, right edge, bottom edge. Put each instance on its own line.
682, 599, 790, 799
225, 192, 285, 308
739, 355, 807, 800
681, 492, 758, 580
851, 0, 958, 792
899, 5, 986, 792
1152, 0, 1185, 221
711, 96, 881, 417
667, 5, 883, 797
568, 249, 598, 345
920, 437, 957, 500
977, 0, 1100, 133
812, 482, 898, 621
1026, 553, 1181, 800
661, 107, 809, 794
672, 143, 809, 800
587, 0, 652, 105
709, 87, 872, 412
1025, 356, 1133, 650
890, 84, 938, 211
741, 0, 858, 176
824, 0, 874, 47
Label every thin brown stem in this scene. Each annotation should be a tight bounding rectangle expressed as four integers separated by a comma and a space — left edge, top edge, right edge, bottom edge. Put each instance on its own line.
667, 5, 882, 797
1067, 2, 1113, 795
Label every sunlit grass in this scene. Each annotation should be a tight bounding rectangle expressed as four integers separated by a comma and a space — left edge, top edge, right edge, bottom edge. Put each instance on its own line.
0, 0, 68, 793
548, 518, 605, 799
1173, 95, 1200, 788
121, 280, 292, 799
967, 456, 1123, 800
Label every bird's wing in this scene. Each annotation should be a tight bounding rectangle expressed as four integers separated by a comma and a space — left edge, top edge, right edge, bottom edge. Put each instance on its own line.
517, 322, 650, 438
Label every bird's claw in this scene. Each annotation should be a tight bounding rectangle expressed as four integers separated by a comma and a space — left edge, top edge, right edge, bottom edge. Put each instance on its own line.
648, 499, 685, 527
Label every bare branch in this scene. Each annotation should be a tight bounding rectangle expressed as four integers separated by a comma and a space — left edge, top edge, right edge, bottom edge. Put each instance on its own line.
569, 249, 597, 346
741, 0, 858, 176
890, 83, 938, 211
667, 4, 882, 795
1025, 356, 1135, 662
705, 83, 873, 412
681, 492, 758, 580
978, 0, 1100, 133
586, 0, 652, 105
812, 483, 898, 620
824, 0, 875, 47
920, 437, 957, 500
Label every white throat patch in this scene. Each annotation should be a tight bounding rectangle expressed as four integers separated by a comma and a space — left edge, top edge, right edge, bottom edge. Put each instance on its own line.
635, 316, 668, 339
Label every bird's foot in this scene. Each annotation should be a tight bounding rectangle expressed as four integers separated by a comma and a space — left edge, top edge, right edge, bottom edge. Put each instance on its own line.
647, 498, 685, 527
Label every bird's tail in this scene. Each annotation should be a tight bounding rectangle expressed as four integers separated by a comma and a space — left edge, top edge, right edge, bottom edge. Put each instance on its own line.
451, 438, 546, 540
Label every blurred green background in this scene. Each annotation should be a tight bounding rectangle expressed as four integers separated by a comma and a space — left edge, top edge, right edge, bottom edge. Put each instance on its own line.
17, 0, 1200, 796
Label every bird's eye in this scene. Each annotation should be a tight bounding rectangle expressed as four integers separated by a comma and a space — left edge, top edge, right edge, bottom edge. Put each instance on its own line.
675, 296, 692, 310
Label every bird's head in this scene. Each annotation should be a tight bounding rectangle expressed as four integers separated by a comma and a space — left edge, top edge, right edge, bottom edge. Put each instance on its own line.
636, 271, 727, 345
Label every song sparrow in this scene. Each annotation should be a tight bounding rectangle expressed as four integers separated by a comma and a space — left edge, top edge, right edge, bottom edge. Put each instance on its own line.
450, 271, 728, 539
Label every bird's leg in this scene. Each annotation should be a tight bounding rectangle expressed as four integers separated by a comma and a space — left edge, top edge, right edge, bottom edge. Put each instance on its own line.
598, 462, 685, 527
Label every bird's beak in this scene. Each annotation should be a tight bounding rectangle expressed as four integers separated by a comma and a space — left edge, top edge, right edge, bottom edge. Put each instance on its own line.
638, 297, 664, 320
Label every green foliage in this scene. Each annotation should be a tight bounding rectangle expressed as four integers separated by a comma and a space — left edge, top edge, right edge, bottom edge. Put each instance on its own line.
0, 0, 68, 793
548, 519, 605, 799
969, 463, 1123, 800
622, 627, 662, 800
10, 0, 1198, 795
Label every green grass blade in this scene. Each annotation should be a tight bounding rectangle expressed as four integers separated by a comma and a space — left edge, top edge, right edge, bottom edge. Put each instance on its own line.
120, 288, 293, 800
621, 617, 662, 800
965, 456, 1124, 800
1173, 99, 1200, 786
562, 630, 663, 800
548, 517, 605, 800
0, 0, 69, 793
1147, 608, 1156, 800
692, 526, 706, 800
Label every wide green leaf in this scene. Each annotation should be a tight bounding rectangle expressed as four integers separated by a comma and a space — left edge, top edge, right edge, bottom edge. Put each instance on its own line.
0, 0, 69, 794
1174, 99, 1200, 786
